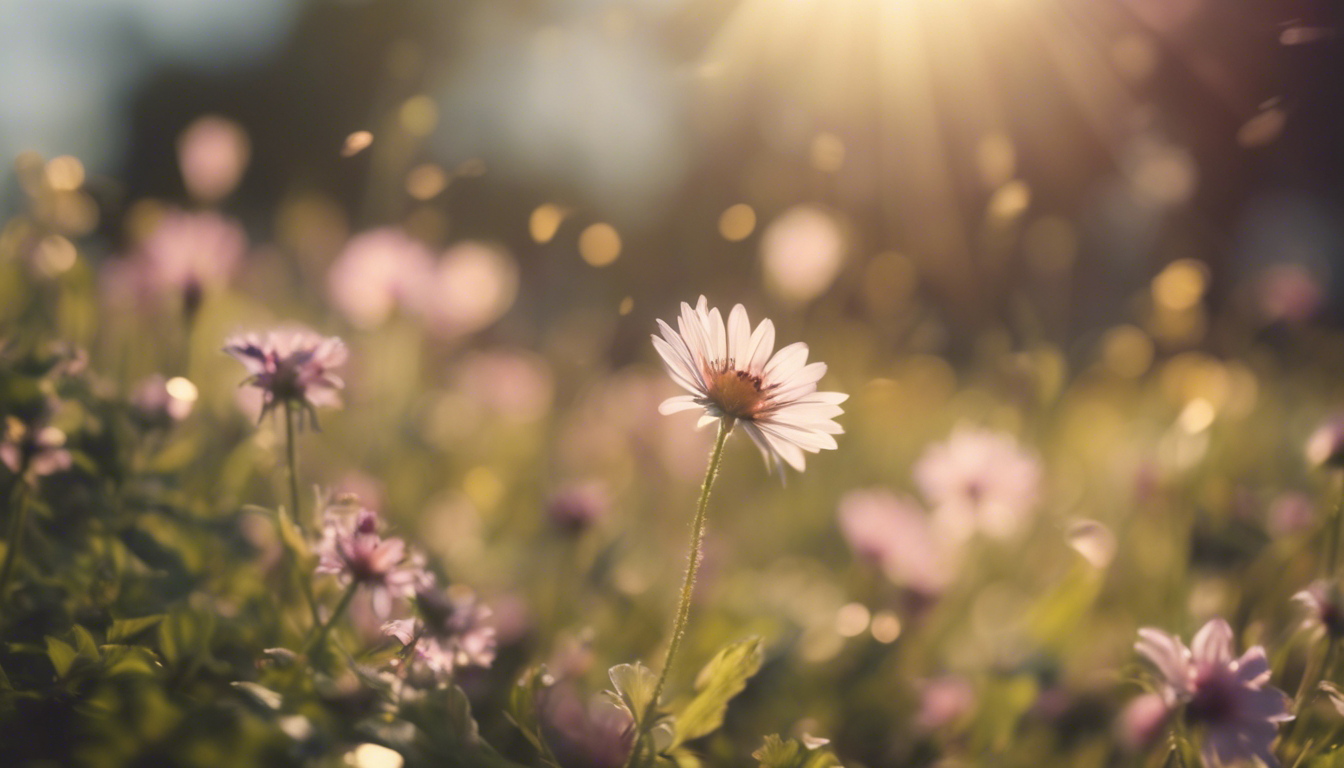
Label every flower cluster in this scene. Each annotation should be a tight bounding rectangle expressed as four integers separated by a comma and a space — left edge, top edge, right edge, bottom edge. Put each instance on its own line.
382, 586, 497, 683
314, 503, 429, 618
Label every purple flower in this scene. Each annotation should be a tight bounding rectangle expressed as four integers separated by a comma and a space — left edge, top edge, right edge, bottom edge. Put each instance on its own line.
913, 426, 1041, 540
314, 505, 427, 618
540, 683, 634, 768
223, 327, 346, 425
1293, 580, 1344, 638
837, 489, 954, 594
1, 416, 72, 481
1135, 619, 1292, 767
382, 586, 496, 682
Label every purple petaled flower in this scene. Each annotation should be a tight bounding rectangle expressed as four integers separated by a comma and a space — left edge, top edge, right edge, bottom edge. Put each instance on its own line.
1293, 580, 1344, 639
1135, 619, 1292, 767
382, 586, 496, 682
540, 683, 635, 768
0, 416, 72, 481
223, 327, 346, 426
314, 505, 428, 618
913, 426, 1042, 540
546, 482, 608, 534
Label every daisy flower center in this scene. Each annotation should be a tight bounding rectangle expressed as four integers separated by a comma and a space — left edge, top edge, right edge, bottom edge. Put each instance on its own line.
703, 361, 767, 419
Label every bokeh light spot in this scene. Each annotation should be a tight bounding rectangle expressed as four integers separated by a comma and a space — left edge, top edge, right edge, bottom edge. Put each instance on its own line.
718, 204, 756, 242
399, 96, 438, 137
529, 204, 567, 244
1101, 325, 1154, 379
1153, 259, 1207, 311
342, 131, 374, 157
836, 603, 871, 637
870, 611, 902, 643
406, 164, 448, 200
579, 223, 622, 267
45, 156, 85, 191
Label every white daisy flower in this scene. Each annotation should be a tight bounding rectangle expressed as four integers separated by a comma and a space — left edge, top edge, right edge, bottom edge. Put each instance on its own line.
651, 296, 846, 472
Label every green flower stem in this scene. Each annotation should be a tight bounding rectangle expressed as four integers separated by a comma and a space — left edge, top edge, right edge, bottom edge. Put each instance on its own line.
637, 417, 732, 754
302, 580, 359, 659
1326, 471, 1344, 579
0, 482, 31, 602
283, 400, 304, 535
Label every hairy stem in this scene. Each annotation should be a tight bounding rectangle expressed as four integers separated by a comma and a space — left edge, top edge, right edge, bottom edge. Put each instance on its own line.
630, 417, 732, 766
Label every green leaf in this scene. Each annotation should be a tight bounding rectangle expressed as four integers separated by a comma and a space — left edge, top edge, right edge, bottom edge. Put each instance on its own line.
108, 615, 164, 644
71, 625, 100, 661
46, 636, 77, 678
605, 662, 660, 725
752, 734, 842, 768
504, 666, 562, 768
671, 636, 764, 746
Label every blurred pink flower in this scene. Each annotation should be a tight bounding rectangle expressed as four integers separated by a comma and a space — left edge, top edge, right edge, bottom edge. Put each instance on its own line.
1293, 580, 1344, 638
0, 416, 71, 481
915, 676, 975, 731
1117, 692, 1170, 752
140, 209, 246, 303
1267, 491, 1315, 536
415, 241, 519, 339
224, 327, 346, 426
382, 586, 496, 682
913, 426, 1042, 540
1306, 416, 1344, 469
540, 684, 634, 768
326, 228, 434, 329
837, 489, 954, 594
177, 115, 250, 202
130, 374, 195, 426
314, 505, 428, 618
547, 481, 609, 534
1135, 619, 1292, 767
653, 296, 846, 473
1254, 263, 1322, 325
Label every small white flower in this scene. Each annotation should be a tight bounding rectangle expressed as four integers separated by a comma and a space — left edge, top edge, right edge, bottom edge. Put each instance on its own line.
651, 296, 846, 473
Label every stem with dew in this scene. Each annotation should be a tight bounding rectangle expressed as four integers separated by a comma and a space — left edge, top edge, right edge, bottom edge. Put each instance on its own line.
629, 417, 732, 767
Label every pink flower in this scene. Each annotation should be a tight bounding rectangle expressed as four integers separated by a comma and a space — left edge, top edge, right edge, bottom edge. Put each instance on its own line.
913, 426, 1041, 540
382, 586, 496, 682
915, 676, 975, 731
1117, 692, 1171, 752
540, 684, 634, 768
547, 482, 608, 534
177, 115, 250, 202
326, 228, 434, 329
1135, 619, 1292, 767
314, 505, 428, 618
140, 209, 246, 301
0, 416, 72, 481
223, 327, 346, 426
1306, 416, 1344, 469
1293, 580, 1344, 638
837, 489, 954, 594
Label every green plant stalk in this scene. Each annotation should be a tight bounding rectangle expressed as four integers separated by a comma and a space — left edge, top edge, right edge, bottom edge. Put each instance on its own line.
302, 580, 359, 659
0, 482, 31, 602
630, 417, 732, 767
1325, 471, 1344, 578
284, 400, 304, 535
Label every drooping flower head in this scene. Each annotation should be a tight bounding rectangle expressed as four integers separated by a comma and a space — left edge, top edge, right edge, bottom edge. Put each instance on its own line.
652, 296, 846, 473
382, 585, 497, 682
223, 327, 347, 427
1134, 619, 1292, 767
1293, 580, 1344, 639
314, 503, 428, 618
913, 426, 1042, 540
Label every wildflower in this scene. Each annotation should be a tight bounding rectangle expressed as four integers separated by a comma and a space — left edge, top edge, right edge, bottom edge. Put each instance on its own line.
1134, 619, 1292, 767
540, 684, 634, 768
176, 115, 250, 202
1306, 417, 1344, 469
547, 482, 608, 534
382, 586, 496, 681
913, 426, 1041, 540
1293, 580, 1344, 638
326, 228, 434, 329
651, 296, 846, 472
837, 489, 953, 594
0, 416, 72, 481
1117, 692, 1171, 752
140, 209, 246, 313
314, 505, 427, 618
915, 676, 975, 731
223, 327, 346, 426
